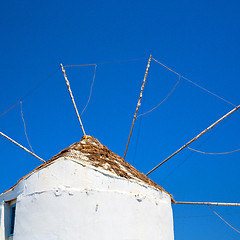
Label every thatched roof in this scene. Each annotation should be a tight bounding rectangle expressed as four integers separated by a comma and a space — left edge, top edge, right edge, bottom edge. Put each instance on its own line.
2, 135, 173, 202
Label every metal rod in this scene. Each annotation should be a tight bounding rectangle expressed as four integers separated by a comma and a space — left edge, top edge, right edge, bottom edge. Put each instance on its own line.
174, 201, 240, 206
146, 105, 240, 175
60, 64, 86, 136
0, 131, 45, 163
123, 55, 152, 159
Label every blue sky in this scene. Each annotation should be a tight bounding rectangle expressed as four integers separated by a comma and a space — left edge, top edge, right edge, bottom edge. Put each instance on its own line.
1, 0, 240, 239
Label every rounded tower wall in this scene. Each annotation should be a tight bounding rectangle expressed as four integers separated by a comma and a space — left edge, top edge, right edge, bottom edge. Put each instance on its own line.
11, 158, 174, 240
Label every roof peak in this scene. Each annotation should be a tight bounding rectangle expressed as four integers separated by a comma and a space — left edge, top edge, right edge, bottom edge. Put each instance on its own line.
2, 136, 173, 202
50, 135, 173, 201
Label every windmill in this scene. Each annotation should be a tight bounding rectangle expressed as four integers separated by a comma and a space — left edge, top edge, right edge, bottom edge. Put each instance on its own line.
0, 55, 239, 239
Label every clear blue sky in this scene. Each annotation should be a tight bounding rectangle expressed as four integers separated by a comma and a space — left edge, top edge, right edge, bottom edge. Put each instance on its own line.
1, 1, 240, 239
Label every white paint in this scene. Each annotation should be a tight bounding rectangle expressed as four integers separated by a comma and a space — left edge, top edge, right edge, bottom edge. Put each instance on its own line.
0, 157, 174, 240
0, 202, 5, 240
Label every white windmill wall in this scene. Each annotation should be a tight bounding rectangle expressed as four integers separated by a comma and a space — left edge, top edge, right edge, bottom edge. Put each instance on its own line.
0, 157, 174, 240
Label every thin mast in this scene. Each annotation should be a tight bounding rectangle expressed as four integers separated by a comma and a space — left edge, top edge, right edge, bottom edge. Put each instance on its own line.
174, 201, 240, 206
146, 105, 240, 176
60, 64, 86, 136
0, 131, 45, 163
123, 55, 152, 159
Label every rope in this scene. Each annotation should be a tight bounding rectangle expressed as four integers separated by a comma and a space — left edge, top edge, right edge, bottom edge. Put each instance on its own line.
208, 205, 240, 234
0, 67, 61, 118
137, 75, 181, 118
80, 64, 97, 117
182, 76, 237, 107
152, 58, 180, 76
145, 104, 240, 176
187, 146, 240, 155
152, 58, 237, 107
20, 101, 34, 153
64, 64, 96, 67
63, 57, 147, 68
161, 124, 223, 183
0, 101, 21, 119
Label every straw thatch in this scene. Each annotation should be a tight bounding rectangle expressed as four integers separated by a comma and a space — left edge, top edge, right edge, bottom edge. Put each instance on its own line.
3, 136, 173, 202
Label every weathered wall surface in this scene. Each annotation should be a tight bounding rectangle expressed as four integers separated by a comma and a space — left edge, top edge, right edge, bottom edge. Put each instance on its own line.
0, 157, 174, 240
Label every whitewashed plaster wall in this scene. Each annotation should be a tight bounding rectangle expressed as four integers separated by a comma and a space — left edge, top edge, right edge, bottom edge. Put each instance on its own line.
0, 157, 174, 240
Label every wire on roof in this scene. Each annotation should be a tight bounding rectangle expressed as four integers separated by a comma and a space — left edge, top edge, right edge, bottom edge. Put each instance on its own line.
208, 205, 240, 234
152, 58, 237, 108
20, 101, 34, 153
187, 146, 240, 155
0, 67, 61, 119
137, 75, 181, 118
63, 57, 147, 68
80, 64, 97, 117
